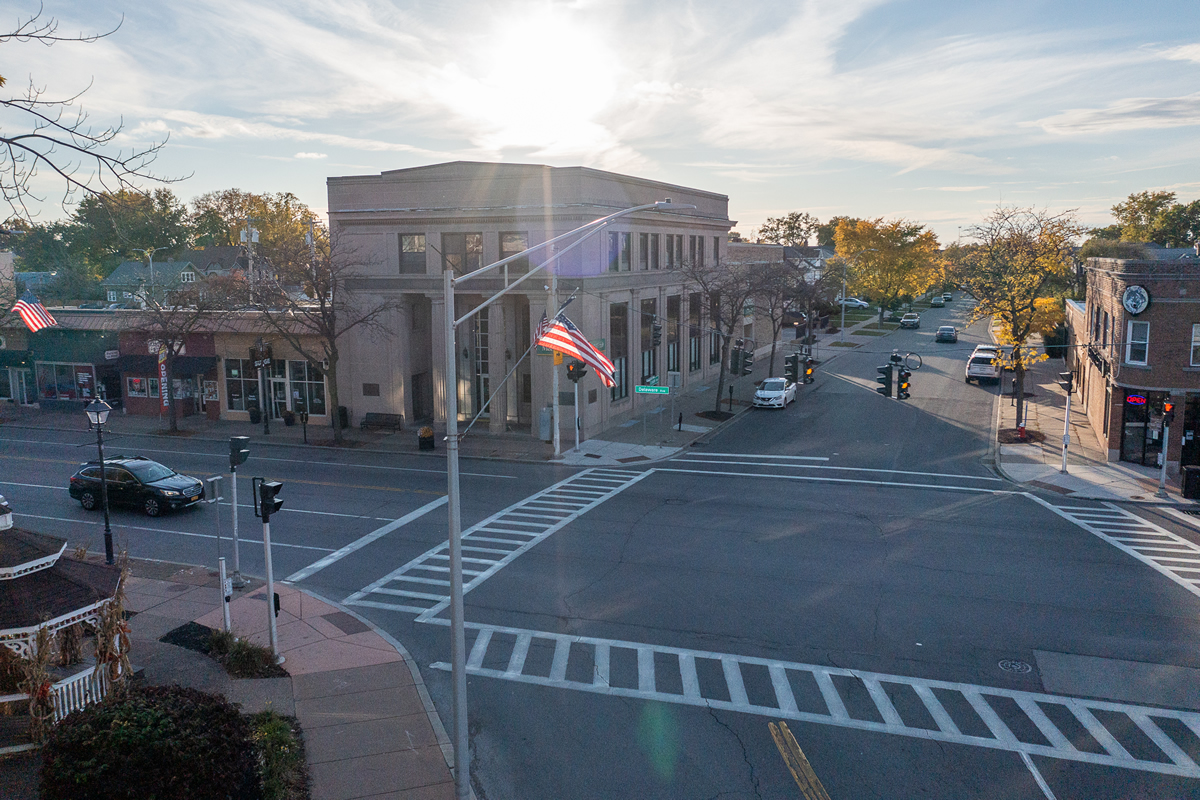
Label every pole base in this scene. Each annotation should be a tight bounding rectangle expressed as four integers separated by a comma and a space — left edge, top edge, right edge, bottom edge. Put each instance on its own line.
231, 572, 246, 589
275, 654, 286, 665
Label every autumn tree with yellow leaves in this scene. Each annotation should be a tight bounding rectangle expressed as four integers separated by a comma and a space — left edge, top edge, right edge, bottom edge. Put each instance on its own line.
951, 206, 1083, 428
834, 218, 941, 322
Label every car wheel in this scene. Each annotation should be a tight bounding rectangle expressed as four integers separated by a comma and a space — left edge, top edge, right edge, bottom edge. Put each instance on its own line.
144, 496, 162, 517
79, 490, 98, 511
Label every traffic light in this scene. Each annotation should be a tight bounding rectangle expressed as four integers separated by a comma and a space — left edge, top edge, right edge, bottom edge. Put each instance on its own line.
229, 436, 250, 469
897, 367, 911, 400
651, 319, 663, 347
566, 359, 587, 383
1057, 371, 1074, 395
256, 479, 284, 521
729, 347, 742, 375
804, 357, 815, 384
1164, 401, 1175, 426
889, 351, 903, 366
740, 347, 754, 375
263, 343, 273, 362
249, 345, 260, 364
784, 353, 800, 383
875, 364, 893, 397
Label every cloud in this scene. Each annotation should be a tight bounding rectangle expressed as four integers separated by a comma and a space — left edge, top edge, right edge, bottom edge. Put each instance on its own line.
1037, 93, 1200, 134
294, 152, 328, 159
1162, 43, 1200, 63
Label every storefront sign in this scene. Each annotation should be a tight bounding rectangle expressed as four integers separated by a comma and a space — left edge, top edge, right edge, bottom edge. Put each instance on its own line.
1126, 394, 1147, 406
158, 346, 169, 408
104, 349, 120, 360
204, 381, 219, 401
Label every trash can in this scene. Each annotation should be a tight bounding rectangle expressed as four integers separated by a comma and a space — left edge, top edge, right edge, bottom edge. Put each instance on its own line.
1182, 465, 1200, 500
334, 405, 349, 430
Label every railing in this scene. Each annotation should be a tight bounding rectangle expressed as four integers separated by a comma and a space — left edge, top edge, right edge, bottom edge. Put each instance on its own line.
50, 664, 110, 723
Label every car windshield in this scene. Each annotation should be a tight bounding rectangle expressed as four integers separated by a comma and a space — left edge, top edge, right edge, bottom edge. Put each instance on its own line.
939, 327, 954, 333
903, 314, 918, 320
127, 462, 175, 482
761, 379, 786, 391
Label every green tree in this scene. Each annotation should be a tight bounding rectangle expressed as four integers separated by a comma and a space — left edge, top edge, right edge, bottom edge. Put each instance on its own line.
1111, 190, 1176, 243
834, 218, 941, 322
951, 206, 1083, 427
1155, 199, 1200, 248
816, 216, 862, 247
72, 189, 192, 272
756, 212, 819, 247
190, 189, 315, 255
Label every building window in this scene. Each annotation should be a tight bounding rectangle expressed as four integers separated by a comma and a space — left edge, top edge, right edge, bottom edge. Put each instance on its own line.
290, 361, 327, 415
1192, 324, 1200, 366
713, 236, 721, 265
610, 302, 628, 401
500, 232, 529, 273
1102, 311, 1109, 350
400, 234, 426, 274
688, 236, 705, 268
107, 290, 118, 302
1125, 321, 1149, 365
665, 235, 683, 269
443, 233, 482, 273
180, 271, 196, 283
35, 362, 95, 401
666, 295, 681, 373
608, 232, 631, 272
709, 295, 722, 364
225, 358, 260, 412
641, 298, 657, 382
649, 233, 660, 269
639, 233, 649, 270
688, 292, 702, 371
362, 383, 380, 397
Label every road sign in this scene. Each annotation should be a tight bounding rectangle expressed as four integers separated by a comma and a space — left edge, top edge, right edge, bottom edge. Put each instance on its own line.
635, 385, 669, 395
644, 375, 660, 386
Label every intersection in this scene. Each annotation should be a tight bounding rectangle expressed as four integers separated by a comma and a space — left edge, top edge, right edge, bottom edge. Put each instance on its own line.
3, 310, 1200, 799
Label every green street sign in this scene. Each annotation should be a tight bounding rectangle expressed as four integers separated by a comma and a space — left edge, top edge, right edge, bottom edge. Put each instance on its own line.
644, 375, 660, 386
635, 385, 669, 395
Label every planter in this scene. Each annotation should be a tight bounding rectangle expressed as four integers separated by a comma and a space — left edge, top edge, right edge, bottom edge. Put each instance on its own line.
248, 407, 261, 425
282, 412, 296, 427
418, 426, 435, 451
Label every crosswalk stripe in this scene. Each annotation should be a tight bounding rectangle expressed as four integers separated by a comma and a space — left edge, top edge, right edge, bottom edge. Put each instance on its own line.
345, 469, 650, 615
1029, 495, 1200, 599
428, 620, 1200, 778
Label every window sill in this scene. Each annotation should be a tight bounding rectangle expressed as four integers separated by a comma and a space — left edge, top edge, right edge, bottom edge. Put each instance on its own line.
1122, 363, 1151, 369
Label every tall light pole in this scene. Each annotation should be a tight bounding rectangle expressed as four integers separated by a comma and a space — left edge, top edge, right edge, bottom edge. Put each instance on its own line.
84, 399, 115, 564
132, 246, 171, 301
442, 199, 694, 799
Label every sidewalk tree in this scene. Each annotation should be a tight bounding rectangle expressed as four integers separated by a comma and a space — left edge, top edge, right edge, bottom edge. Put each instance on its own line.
72, 189, 192, 269
132, 276, 241, 433
679, 254, 763, 413
952, 206, 1084, 428
190, 190, 315, 253
1, 8, 175, 222
835, 218, 941, 321
255, 225, 400, 444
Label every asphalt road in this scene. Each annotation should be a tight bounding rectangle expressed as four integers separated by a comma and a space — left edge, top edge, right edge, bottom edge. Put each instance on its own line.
5, 300, 1200, 799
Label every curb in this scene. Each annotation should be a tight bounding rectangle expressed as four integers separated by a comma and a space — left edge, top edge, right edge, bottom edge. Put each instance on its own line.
295, 587, 472, 799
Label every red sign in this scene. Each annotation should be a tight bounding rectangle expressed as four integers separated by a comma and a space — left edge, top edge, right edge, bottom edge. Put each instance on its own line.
158, 345, 169, 408
1126, 394, 1146, 405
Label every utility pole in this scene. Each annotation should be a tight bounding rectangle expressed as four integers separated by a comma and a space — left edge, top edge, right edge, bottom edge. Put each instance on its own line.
550, 271, 561, 457
242, 217, 259, 303
229, 437, 249, 587
1058, 372, 1074, 474
254, 478, 285, 663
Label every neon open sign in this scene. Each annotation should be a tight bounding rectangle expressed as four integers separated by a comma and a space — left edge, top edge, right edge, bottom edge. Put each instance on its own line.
1126, 394, 1147, 405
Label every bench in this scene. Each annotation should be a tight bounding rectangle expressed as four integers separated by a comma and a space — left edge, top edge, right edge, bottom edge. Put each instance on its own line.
360, 412, 404, 432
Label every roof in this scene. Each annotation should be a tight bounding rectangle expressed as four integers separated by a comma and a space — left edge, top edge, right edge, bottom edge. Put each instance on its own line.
15, 271, 57, 285
0, 552, 121, 631
0, 528, 66, 576
178, 246, 250, 272
102, 259, 200, 287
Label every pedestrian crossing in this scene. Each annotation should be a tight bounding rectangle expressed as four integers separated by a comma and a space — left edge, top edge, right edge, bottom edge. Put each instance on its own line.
344, 469, 650, 618
663, 451, 1014, 494
1031, 497, 1200, 599
429, 620, 1200, 779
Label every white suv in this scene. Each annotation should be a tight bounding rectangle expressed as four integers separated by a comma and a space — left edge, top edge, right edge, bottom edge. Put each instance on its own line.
965, 349, 1001, 384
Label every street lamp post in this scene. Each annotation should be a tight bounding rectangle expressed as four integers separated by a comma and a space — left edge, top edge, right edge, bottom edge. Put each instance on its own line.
442, 199, 694, 799
133, 246, 171, 301
85, 399, 115, 565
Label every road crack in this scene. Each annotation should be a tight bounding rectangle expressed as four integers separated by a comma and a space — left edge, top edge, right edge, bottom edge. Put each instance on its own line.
705, 704, 764, 800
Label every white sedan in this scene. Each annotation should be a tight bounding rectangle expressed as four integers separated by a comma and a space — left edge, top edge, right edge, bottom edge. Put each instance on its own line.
753, 377, 797, 408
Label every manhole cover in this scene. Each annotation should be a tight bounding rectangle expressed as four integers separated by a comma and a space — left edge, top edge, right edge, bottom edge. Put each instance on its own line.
999, 659, 1033, 674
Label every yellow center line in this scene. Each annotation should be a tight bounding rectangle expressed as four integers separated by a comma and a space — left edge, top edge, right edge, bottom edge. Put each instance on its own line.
770, 721, 832, 800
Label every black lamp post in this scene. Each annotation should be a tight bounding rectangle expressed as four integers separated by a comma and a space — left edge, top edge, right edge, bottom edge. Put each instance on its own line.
85, 399, 115, 564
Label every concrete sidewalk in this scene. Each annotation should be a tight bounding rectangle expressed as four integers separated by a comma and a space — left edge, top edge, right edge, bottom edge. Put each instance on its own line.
993, 339, 1190, 504
96, 559, 457, 800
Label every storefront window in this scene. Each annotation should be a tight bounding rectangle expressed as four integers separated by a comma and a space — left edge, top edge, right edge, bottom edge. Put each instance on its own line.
225, 358, 260, 412
35, 362, 95, 401
1120, 390, 1167, 466
288, 361, 326, 415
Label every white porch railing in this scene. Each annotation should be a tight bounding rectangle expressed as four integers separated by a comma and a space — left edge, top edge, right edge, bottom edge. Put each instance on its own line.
50, 664, 111, 723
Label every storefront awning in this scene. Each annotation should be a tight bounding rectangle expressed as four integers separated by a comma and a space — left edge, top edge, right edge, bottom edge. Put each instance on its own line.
0, 350, 30, 367
115, 354, 218, 375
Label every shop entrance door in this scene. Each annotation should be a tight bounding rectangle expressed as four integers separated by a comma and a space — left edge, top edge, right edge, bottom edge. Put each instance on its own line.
1120, 391, 1166, 466
15, 369, 35, 406
271, 378, 288, 419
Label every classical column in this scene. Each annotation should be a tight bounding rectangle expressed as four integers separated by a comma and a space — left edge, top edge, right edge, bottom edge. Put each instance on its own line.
488, 301, 507, 433
430, 293, 447, 424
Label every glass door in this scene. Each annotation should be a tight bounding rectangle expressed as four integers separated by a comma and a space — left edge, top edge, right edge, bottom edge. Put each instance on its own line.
16, 369, 36, 405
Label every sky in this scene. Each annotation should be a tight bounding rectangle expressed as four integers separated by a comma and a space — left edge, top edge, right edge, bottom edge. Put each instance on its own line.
8, 0, 1200, 243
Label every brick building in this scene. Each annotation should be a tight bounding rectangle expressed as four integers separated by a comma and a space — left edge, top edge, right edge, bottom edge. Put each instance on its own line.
1064, 256, 1200, 482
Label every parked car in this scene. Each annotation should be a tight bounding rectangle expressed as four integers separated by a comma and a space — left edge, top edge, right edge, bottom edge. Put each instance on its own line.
942, 292, 953, 302
899, 313, 921, 329
752, 377, 797, 409
972, 343, 1013, 369
965, 353, 1001, 384
935, 326, 958, 343
837, 297, 870, 309
929, 296, 945, 308
69, 456, 205, 517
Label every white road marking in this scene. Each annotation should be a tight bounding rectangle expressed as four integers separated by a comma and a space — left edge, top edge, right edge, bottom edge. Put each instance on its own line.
13, 512, 333, 551
679, 452, 830, 461
1021, 752, 1059, 800
284, 495, 449, 582
672, 457, 1004, 482
1029, 495, 1200, 599
428, 619, 1200, 779
658, 467, 1018, 494
345, 469, 651, 617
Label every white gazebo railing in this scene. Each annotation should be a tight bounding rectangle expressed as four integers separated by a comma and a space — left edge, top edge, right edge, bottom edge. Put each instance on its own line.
50, 663, 111, 723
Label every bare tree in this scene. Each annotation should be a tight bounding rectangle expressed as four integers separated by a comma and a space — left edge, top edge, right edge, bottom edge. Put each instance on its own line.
132, 276, 240, 432
754, 259, 803, 377
1, 6, 177, 221
679, 255, 763, 413
256, 226, 401, 444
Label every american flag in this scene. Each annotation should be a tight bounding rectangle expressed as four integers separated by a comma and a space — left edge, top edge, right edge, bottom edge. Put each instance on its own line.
11, 290, 57, 332
536, 313, 616, 387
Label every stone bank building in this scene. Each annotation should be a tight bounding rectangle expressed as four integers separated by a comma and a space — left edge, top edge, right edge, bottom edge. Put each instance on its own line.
327, 161, 735, 439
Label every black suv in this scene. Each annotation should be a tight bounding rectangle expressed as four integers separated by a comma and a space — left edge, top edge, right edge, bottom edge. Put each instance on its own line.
69, 456, 205, 517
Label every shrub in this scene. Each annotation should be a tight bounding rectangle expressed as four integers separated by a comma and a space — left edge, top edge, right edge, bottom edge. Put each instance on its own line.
40, 684, 258, 800
250, 711, 310, 800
